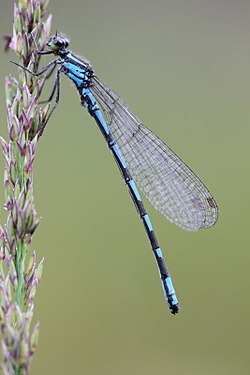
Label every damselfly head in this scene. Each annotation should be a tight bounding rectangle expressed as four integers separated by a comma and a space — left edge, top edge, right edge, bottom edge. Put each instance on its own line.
47, 34, 69, 53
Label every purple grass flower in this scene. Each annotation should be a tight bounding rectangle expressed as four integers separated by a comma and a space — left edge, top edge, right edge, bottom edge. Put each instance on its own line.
0, 1, 52, 373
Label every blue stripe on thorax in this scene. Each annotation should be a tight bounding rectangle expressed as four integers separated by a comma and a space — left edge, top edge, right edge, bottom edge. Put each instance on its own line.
67, 72, 83, 87
64, 62, 87, 80
67, 52, 88, 67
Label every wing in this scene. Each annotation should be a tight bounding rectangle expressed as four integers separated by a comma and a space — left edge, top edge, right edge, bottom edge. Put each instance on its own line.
90, 75, 218, 231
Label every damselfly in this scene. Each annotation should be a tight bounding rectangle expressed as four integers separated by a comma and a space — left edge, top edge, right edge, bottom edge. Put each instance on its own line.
14, 33, 218, 314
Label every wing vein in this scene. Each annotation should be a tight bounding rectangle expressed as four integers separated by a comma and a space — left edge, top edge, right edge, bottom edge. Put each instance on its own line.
90, 75, 218, 231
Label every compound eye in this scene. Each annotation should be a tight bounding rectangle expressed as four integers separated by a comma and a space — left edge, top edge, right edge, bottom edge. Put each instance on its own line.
55, 39, 64, 47
47, 34, 69, 52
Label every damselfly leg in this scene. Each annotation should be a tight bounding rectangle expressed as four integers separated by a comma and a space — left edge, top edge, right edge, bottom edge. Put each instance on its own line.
11, 59, 61, 136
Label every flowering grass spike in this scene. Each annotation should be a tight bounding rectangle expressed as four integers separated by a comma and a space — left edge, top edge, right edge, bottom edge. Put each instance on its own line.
0, 1, 52, 374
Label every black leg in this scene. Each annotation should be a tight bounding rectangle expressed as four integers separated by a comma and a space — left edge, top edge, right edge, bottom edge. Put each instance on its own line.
11, 59, 59, 77
37, 50, 55, 56
30, 32, 54, 56
38, 69, 61, 137
39, 78, 57, 104
38, 64, 58, 104
43, 63, 57, 80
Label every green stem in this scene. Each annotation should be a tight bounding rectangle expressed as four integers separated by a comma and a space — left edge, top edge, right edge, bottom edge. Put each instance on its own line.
14, 364, 23, 375
15, 240, 25, 308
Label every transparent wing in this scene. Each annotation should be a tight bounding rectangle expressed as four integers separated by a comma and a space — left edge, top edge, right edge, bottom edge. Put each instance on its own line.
90, 75, 218, 231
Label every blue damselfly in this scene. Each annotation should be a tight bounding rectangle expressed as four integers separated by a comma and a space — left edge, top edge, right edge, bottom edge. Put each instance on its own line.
13, 33, 218, 314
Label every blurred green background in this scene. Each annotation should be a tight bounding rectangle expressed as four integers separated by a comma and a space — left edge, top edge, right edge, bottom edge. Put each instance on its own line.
0, 0, 250, 374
